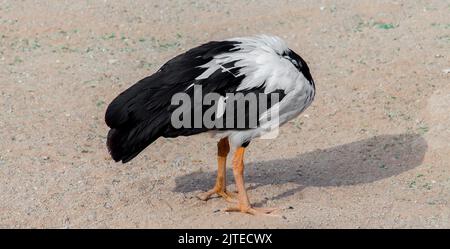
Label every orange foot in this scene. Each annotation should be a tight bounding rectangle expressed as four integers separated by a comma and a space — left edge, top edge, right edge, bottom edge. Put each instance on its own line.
197, 189, 236, 203
225, 205, 278, 216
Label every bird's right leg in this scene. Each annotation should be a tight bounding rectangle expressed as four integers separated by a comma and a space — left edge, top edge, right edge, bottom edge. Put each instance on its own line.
197, 137, 235, 203
225, 146, 277, 215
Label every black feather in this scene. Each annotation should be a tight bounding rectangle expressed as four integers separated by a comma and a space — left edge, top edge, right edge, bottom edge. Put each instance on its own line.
105, 40, 241, 163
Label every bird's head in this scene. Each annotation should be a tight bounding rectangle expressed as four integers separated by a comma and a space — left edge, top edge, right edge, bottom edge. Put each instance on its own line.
282, 49, 314, 88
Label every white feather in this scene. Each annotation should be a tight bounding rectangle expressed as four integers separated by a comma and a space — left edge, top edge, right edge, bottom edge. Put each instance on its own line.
215, 96, 227, 119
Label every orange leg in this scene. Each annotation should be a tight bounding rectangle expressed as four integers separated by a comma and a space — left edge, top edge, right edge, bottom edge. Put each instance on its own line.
197, 137, 235, 203
225, 146, 277, 215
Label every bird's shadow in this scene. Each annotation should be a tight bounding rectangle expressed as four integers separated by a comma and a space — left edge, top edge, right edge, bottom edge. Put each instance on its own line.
173, 133, 427, 206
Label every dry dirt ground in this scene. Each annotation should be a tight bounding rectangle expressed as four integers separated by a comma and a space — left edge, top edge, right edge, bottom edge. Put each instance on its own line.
0, 0, 449, 228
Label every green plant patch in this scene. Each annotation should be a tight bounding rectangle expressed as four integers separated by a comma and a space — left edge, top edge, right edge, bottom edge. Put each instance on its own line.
375, 22, 396, 30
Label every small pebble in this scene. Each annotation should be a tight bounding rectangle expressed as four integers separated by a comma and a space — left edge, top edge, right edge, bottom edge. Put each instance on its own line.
108, 59, 118, 64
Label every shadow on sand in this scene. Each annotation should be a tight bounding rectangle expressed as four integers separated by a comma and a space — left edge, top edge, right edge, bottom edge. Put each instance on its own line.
174, 133, 427, 206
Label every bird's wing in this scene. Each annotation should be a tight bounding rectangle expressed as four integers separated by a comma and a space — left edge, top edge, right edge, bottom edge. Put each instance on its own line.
105, 40, 253, 162
105, 40, 241, 129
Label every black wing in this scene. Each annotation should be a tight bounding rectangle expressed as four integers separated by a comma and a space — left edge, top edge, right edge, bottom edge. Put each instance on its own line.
105, 41, 241, 163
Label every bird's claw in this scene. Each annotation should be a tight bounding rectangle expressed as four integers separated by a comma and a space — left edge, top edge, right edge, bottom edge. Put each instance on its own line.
197, 188, 236, 203
225, 206, 279, 216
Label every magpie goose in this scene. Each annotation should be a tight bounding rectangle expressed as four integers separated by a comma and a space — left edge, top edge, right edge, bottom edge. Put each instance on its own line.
105, 35, 315, 215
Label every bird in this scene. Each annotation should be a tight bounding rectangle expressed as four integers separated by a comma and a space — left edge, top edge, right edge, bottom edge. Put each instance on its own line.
105, 35, 315, 215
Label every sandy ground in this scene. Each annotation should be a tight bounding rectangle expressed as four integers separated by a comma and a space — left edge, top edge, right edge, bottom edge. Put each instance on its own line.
0, 0, 449, 228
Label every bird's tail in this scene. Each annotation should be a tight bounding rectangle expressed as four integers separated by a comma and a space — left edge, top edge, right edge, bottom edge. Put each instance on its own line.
106, 118, 167, 163
106, 129, 132, 163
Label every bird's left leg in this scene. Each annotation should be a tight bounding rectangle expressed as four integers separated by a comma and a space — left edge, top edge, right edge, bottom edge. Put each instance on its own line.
197, 137, 235, 202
